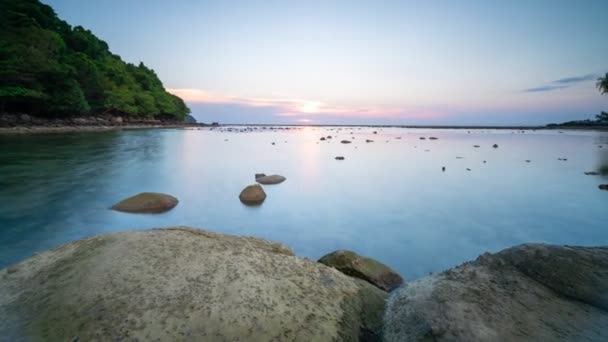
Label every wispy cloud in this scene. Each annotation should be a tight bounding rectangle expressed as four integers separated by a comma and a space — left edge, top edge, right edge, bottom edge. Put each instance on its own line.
167, 88, 443, 120
552, 74, 597, 84
524, 73, 597, 93
523, 85, 569, 93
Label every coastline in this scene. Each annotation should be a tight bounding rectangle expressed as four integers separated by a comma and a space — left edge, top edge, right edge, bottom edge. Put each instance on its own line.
0, 123, 204, 135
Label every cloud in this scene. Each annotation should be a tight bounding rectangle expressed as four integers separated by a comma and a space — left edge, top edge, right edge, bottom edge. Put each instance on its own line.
523, 85, 569, 93
167, 88, 443, 121
552, 74, 597, 84
524, 73, 597, 93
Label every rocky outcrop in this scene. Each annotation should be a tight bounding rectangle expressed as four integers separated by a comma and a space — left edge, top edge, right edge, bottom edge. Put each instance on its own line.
384, 244, 608, 341
111, 192, 178, 213
0, 227, 387, 341
319, 250, 403, 292
239, 184, 267, 205
255, 175, 286, 185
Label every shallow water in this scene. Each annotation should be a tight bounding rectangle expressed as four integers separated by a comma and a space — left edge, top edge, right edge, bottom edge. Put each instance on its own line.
1, 127, 607, 279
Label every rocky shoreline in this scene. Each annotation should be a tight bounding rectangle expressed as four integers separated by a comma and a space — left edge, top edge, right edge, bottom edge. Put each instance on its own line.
1, 227, 607, 341
0, 114, 204, 134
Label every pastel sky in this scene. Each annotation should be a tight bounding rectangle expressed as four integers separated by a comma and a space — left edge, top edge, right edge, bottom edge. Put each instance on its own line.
45, 0, 607, 125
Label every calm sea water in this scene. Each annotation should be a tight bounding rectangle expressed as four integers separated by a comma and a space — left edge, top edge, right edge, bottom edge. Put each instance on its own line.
0, 127, 607, 279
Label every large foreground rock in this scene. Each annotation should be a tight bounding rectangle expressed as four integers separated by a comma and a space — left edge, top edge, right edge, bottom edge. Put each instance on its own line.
0, 227, 387, 341
255, 174, 286, 185
111, 192, 178, 213
319, 250, 403, 292
384, 244, 608, 341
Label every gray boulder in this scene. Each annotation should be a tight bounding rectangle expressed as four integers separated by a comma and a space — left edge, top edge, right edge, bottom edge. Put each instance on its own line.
111, 192, 178, 213
255, 174, 286, 185
319, 250, 403, 292
0, 227, 387, 341
384, 244, 608, 341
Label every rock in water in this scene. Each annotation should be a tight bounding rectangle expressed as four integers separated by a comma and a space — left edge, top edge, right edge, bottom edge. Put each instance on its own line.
335, 156, 345, 160
493, 144, 498, 148
111, 192, 178, 213
0, 227, 388, 341
255, 174, 286, 185
318, 250, 403, 292
600, 184, 608, 191
384, 244, 608, 341
341, 140, 352, 144
239, 184, 266, 205
254, 173, 266, 179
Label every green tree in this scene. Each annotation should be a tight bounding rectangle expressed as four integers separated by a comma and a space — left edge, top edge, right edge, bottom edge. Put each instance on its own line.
597, 73, 608, 95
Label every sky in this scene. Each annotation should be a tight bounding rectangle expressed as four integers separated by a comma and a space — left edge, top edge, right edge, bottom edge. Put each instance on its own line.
45, 0, 608, 125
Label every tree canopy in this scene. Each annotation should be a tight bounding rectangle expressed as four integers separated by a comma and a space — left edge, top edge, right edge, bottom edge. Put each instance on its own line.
597, 73, 608, 95
0, 0, 190, 120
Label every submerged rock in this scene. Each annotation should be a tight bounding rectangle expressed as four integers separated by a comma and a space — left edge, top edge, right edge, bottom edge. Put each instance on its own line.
585, 171, 600, 175
255, 174, 286, 185
111, 192, 178, 213
318, 250, 403, 292
0, 227, 387, 341
384, 244, 608, 341
600, 184, 608, 191
239, 184, 266, 205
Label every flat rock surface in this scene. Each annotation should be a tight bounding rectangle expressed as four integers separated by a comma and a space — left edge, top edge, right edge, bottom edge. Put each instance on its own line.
384, 243, 608, 341
111, 192, 178, 213
319, 250, 403, 292
255, 175, 286, 185
0, 227, 387, 341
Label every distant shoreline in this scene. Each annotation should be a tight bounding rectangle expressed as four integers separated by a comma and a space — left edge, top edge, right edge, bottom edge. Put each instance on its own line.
217, 123, 608, 131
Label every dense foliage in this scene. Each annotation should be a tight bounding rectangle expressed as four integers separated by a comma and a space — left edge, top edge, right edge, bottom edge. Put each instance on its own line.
597, 74, 608, 122
0, 0, 189, 119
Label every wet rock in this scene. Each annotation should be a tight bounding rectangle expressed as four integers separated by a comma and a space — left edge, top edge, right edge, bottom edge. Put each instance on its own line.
366, 139, 374, 143
341, 140, 352, 144
441, 166, 445, 172
335, 156, 345, 160
256, 175, 286, 185
429, 137, 438, 140
493, 144, 498, 148
525, 160, 531, 163
111, 192, 178, 214
110, 116, 123, 125
255, 173, 266, 179
473, 145, 480, 148
320, 137, 326, 141
600, 184, 608, 191
419, 137, 426, 140
239, 184, 266, 205
318, 250, 403, 292
585, 172, 600, 175
0, 228, 387, 341
384, 244, 608, 341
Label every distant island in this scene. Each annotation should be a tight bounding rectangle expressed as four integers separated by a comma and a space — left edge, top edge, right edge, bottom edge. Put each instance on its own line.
0, 0, 190, 121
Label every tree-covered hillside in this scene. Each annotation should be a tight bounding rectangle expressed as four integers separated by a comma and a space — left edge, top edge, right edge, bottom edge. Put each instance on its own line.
0, 0, 190, 120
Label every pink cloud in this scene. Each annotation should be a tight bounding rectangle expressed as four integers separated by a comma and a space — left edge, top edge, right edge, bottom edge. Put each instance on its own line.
167, 88, 445, 120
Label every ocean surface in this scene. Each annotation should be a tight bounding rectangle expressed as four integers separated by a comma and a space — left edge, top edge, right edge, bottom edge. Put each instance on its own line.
1, 126, 607, 279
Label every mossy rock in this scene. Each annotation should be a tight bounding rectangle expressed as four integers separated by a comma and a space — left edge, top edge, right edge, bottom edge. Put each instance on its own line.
319, 250, 403, 292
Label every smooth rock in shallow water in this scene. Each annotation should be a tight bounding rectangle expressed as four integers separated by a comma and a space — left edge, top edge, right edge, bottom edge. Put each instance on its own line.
366, 139, 374, 143
341, 140, 352, 144
255, 173, 266, 179
0, 227, 387, 341
318, 250, 403, 292
585, 171, 600, 175
255, 174, 286, 185
335, 156, 345, 160
493, 144, 499, 148
384, 243, 608, 341
239, 184, 266, 205
111, 192, 178, 213
429, 137, 438, 140
600, 184, 608, 191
